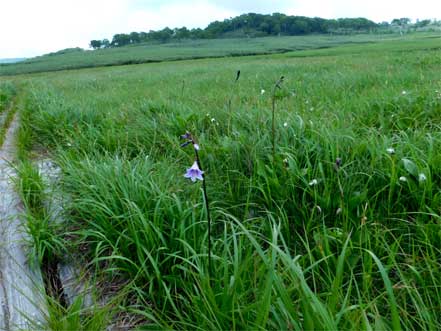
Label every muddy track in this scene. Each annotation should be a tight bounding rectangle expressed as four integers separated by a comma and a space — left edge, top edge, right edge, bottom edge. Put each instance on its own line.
0, 102, 46, 330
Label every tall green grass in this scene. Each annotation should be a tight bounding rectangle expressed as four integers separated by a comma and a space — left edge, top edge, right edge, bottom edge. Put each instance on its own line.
0, 81, 16, 107
11, 35, 441, 329
1, 33, 438, 76
0, 81, 17, 145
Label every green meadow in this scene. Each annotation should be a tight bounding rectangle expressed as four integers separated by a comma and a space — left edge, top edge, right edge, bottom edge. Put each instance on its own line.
1, 32, 441, 329
0, 33, 418, 76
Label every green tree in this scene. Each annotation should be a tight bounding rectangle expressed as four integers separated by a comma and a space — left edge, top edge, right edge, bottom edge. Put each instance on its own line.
129, 32, 140, 44
111, 34, 131, 47
101, 39, 110, 48
89, 40, 102, 49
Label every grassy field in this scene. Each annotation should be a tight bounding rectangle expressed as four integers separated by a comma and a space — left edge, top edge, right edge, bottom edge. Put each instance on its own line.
1, 32, 441, 329
0, 33, 425, 76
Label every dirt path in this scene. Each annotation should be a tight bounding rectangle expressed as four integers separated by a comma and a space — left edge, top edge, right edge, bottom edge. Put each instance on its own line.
0, 111, 46, 330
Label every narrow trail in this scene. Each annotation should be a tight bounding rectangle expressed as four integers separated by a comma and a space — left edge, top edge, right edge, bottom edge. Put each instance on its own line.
0, 103, 46, 330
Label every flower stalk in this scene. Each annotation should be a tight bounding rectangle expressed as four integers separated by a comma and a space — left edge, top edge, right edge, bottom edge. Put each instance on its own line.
181, 132, 213, 280
335, 157, 345, 215
271, 76, 284, 162
227, 70, 241, 135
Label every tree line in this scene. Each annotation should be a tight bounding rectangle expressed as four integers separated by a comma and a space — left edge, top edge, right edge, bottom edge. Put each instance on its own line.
89, 13, 435, 49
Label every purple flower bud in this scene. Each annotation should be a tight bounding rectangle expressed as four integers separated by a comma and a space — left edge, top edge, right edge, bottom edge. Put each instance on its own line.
275, 76, 285, 89
235, 70, 241, 82
184, 161, 204, 182
181, 132, 191, 140
335, 158, 342, 168
180, 141, 191, 148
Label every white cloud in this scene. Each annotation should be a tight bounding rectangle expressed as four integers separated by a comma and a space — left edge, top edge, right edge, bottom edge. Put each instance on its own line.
285, 0, 441, 22
0, 0, 439, 58
1, 0, 130, 57
210, 0, 292, 13
127, 1, 235, 31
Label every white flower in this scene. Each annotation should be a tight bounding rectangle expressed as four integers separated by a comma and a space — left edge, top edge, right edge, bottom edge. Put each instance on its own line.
260, 89, 265, 95
309, 179, 318, 186
283, 122, 288, 127
399, 176, 407, 182
401, 90, 407, 95
386, 147, 395, 155
211, 118, 216, 122
336, 208, 342, 215
418, 173, 427, 182
193, 144, 200, 151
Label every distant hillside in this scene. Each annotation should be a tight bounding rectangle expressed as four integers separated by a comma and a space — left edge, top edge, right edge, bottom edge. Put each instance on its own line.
91, 14, 380, 49
0, 58, 26, 64
1, 33, 439, 76
89, 13, 440, 49
0, 34, 389, 76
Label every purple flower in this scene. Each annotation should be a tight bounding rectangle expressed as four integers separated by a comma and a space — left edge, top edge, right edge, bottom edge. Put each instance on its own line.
184, 161, 204, 182
181, 132, 191, 140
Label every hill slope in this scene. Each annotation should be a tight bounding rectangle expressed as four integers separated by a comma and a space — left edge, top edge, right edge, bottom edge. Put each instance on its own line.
0, 33, 415, 76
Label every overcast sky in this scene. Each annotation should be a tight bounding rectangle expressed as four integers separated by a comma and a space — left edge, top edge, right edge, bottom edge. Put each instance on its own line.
1, 0, 440, 58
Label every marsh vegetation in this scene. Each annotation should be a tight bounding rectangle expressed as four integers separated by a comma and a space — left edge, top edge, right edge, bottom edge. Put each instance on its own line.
1, 32, 441, 330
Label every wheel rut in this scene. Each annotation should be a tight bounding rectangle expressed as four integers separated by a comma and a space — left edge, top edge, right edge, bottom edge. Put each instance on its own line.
0, 102, 46, 330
